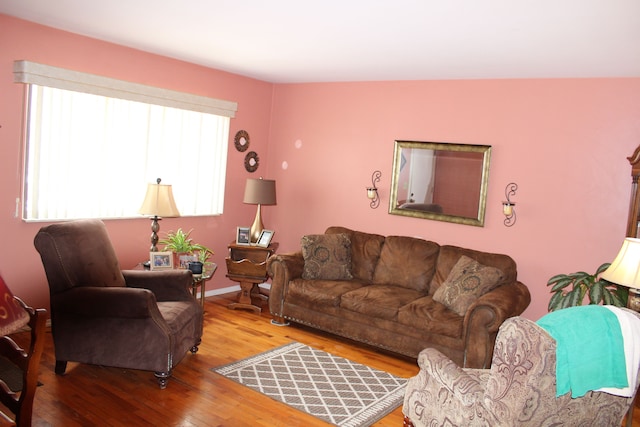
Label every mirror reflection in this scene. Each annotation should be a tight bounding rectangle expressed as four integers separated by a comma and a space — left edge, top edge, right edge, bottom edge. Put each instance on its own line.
389, 141, 491, 226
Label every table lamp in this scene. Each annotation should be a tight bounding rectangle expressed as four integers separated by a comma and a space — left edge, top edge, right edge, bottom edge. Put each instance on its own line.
601, 237, 640, 312
139, 178, 180, 252
243, 177, 277, 243
0, 275, 29, 336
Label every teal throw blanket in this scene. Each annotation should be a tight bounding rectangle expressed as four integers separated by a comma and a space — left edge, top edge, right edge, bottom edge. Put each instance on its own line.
536, 305, 627, 398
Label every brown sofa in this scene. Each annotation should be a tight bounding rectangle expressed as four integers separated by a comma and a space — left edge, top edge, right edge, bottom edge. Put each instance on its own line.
267, 226, 530, 368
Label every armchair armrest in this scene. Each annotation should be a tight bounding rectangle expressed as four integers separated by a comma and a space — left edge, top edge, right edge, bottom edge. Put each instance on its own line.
416, 348, 486, 406
266, 252, 304, 318
52, 286, 162, 319
462, 281, 531, 368
122, 269, 193, 302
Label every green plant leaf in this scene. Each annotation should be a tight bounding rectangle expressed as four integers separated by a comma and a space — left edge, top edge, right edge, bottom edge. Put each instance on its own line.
589, 281, 604, 304
547, 274, 569, 285
595, 262, 612, 276
609, 291, 625, 307
549, 278, 572, 292
548, 291, 564, 311
565, 287, 584, 307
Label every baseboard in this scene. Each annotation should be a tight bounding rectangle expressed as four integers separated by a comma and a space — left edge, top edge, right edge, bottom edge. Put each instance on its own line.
204, 282, 270, 298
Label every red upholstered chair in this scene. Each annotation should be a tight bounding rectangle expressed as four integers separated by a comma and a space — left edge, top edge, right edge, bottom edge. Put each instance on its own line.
34, 219, 203, 389
0, 276, 47, 427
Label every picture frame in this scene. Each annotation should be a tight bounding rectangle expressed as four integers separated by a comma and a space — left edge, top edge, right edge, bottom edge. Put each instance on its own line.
236, 226, 251, 245
256, 229, 274, 248
150, 251, 173, 270
178, 254, 197, 269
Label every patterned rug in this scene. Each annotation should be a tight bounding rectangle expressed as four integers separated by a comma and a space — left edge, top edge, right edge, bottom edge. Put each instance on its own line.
213, 342, 407, 427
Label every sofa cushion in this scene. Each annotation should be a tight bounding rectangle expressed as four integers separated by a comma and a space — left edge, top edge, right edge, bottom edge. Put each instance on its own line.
398, 296, 464, 338
430, 245, 517, 294
287, 279, 365, 308
326, 226, 385, 283
432, 255, 504, 316
301, 234, 353, 280
340, 284, 423, 320
372, 236, 440, 293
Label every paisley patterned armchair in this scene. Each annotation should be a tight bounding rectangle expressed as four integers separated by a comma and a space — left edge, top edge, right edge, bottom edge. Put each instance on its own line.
403, 314, 640, 427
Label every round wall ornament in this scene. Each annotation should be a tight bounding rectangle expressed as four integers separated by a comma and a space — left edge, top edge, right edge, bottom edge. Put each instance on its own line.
244, 151, 259, 172
234, 130, 250, 152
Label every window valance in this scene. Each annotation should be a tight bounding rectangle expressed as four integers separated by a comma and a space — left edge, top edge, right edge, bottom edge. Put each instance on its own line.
13, 60, 237, 117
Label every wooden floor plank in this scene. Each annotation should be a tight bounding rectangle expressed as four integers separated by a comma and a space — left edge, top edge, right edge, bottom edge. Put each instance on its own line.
1, 292, 638, 426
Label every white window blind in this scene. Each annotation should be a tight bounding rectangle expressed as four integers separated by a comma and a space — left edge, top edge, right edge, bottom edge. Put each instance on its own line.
14, 61, 237, 221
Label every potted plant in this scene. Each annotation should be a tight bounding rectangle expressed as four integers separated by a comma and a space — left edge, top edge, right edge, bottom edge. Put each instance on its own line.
189, 248, 214, 275
546, 262, 628, 311
158, 228, 213, 271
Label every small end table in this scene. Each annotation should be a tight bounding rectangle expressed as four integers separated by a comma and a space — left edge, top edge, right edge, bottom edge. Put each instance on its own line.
134, 261, 217, 310
225, 242, 278, 313
191, 263, 217, 309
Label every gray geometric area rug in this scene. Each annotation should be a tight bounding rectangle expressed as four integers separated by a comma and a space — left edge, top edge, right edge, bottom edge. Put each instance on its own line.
212, 342, 407, 427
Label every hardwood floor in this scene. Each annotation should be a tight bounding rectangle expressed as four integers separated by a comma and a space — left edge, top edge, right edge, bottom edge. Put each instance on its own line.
3, 292, 639, 426
3, 293, 417, 426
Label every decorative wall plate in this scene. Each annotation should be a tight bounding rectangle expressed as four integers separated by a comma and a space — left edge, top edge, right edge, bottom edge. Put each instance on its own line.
234, 130, 250, 152
244, 151, 259, 172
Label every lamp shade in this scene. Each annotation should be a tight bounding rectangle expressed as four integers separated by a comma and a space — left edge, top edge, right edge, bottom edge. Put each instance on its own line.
0, 275, 29, 336
601, 237, 640, 290
138, 179, 180, 217
243, 178, 277, 205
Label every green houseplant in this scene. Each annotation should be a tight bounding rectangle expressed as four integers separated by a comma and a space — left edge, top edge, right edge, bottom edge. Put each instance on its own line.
158, 228, 213, 271
546, 262, 628, 311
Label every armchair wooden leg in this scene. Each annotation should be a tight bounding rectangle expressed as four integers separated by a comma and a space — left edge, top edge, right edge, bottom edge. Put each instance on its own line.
154, 371, 171, 389
55, 360, 67, 375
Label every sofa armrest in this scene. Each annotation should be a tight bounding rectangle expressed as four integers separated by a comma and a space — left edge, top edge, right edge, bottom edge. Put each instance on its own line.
416, 348, 485, 405
52, 286, 163, 319
266, 252, 304, 319
122, 269, 194, 302
462, 281, 531, 368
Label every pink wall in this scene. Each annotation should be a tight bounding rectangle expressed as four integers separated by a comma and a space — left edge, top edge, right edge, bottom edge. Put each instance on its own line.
3, 14, 640, 322
266, 80, 640, 320
0, 15, 275, 309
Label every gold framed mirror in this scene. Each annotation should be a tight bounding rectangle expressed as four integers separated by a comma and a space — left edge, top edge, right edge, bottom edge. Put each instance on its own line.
389, 140, 492, 226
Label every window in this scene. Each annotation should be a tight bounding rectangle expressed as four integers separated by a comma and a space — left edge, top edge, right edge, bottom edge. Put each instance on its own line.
14, 61, 237, 221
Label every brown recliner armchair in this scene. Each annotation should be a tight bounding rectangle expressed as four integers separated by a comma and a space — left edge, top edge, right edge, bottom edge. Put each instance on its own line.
403, 308, 640, 426
34, 219, 203, 389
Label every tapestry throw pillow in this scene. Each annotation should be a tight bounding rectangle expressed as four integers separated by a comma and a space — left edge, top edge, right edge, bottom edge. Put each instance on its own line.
432, 255, 503, 316
301, 234, 353, 281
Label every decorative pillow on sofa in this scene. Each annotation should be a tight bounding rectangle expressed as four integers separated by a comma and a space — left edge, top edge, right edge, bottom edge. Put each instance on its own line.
301, 234, 353, 280
432, 255, 504, 316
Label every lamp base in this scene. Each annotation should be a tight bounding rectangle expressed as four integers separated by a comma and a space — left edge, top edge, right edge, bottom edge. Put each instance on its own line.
149, 216, 161, 252
249, 204, 264, 243
628, 288, 640, 313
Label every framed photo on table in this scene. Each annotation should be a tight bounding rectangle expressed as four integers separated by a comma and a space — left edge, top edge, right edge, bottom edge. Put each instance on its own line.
178, 254, 197, 269
150, 251, 173, 270
256, 229, 274, 247
236, 227, 251, 245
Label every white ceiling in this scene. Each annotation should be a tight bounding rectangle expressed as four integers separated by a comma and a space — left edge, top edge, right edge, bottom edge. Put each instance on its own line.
1, 0, 639, 83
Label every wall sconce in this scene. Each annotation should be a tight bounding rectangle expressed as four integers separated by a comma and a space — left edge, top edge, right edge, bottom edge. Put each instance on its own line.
502, 182, 518, 227
366, 170, 381, 209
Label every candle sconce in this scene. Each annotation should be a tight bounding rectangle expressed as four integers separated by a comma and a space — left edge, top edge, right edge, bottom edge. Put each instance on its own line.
502, 182, 518, 227
367, 170, 381, 209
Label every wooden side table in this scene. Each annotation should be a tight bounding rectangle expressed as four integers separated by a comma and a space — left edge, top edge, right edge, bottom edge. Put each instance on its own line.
225, 242, 278, 313
133, 262, 216, 310
191, 263, 217, 309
